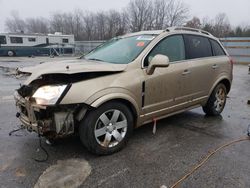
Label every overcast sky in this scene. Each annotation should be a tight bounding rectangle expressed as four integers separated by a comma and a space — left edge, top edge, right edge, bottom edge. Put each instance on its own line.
0, 0, 249, 32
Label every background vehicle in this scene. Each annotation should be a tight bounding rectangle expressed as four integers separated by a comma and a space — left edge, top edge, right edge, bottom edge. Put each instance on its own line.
0, 32, 74, 57
15, 27, 233, 155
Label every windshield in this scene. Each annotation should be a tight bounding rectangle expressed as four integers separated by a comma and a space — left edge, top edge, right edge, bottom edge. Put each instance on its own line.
84, 35, 156, 64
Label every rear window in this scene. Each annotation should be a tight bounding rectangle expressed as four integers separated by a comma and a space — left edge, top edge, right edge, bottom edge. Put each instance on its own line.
184, 35, 212, 59
0, 35, 7, 44
10, 37, 23, 44
210, 40, 226, 56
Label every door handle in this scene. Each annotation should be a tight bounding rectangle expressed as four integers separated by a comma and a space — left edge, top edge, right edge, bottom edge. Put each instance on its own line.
182, 69, 191, 75
212, 64, 218, 69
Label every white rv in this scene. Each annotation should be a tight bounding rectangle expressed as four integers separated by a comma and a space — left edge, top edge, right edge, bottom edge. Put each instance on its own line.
0, 32, 75, 56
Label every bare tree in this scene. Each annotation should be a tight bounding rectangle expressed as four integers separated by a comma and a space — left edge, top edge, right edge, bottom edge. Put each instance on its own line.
73, 9, 84, 40
82, 12, 96, 40
185, 17, 201, 29
49, 12, 65, 33
95, 12, 107, 40
153, 0, 168, 29
127, 0, 153, 32
26, 17, 49, 34
5, 11, 26, 32
213, 13, 231, 37
166, 0, 189, 27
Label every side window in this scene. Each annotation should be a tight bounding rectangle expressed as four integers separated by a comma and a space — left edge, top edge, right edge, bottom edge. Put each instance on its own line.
0, 35, 7, 44
62, 38, 69, 43
210, 40, 226, 56
184, 35, 212, 59
10, 37, 23, 44
145, 35, 185, 66
28, 38, 36, 42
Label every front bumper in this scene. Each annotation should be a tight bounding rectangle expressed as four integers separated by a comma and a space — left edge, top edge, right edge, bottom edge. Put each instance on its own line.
14, 91, 77, 137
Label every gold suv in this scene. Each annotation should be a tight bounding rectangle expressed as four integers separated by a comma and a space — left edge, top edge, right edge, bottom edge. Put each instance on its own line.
15, 27, 233, 155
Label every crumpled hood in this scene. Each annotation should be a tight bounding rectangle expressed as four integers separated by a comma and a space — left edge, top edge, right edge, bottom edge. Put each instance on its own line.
19, 59, 127, 84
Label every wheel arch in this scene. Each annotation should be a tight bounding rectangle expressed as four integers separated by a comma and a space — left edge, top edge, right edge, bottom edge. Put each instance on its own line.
219, 79, 231, 94
90, 94, 140, 127
208, 77, 231, 98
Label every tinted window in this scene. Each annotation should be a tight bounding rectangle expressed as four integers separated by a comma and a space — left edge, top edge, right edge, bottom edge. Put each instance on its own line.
145, 35, 185, 66
0, 35, 7, 44
63, 38, 69, 43
28, 38, 36, 42
184, 35, 212, 59
210, 40, 226, 56
10, 37, 23, 44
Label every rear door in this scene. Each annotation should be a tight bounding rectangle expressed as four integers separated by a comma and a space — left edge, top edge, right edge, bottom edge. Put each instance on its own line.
183, 34, 215, 101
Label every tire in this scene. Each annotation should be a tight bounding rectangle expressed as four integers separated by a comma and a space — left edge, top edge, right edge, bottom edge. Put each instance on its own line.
202, 83, 227, 116
79, 101, 134, 155
7, 50, 15, 57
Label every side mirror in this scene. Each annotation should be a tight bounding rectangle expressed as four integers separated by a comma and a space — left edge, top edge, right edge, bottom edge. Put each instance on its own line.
146, 54, 170, 75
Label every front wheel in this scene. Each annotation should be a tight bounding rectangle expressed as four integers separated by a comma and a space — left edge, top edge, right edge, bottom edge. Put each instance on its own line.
79, 101, 134, 155
202, 83, 227, 116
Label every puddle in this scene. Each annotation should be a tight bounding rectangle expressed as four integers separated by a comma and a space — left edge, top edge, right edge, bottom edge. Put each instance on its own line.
34, 158, 91, 188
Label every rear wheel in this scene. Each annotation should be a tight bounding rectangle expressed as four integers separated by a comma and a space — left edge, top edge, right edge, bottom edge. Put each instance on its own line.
202, 83, 227, 116
7, 50, 15, 57
79, 101, 134, 155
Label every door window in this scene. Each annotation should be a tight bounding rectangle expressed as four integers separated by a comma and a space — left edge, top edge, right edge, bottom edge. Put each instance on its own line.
184, 35, 212, 59
145, 35, 185, 66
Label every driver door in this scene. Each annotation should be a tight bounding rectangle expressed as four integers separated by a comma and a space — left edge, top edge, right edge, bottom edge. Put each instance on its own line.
142, 35, 192, 119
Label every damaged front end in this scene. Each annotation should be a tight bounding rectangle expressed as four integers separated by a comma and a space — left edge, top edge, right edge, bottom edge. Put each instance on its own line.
14, 75, 92, 139
14, 59, 127, 139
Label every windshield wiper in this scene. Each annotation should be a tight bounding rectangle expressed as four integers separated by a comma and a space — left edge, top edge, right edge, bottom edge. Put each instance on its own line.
87, 58, 104, 62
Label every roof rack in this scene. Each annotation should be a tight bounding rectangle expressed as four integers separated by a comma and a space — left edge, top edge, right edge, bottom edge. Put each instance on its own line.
166, 27, 213, 37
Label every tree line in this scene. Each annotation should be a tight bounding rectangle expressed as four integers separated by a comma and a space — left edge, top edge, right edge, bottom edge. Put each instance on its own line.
185, 14, 250, 38
4, 0, 189, 40
4, 0, 250, 40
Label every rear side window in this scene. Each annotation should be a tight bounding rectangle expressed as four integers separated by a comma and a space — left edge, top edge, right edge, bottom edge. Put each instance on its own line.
10, 37, 23, 44
145, 35, 185, 66
0, 35, 7, 44
184, 35, 212, 59
210, 40, 226, 56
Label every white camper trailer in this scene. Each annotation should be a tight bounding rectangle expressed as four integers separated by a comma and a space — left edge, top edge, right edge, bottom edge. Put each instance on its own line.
0, 32, 75, 56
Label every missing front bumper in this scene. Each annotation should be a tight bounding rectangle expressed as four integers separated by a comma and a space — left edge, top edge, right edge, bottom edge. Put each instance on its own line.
14, 92, 80, 137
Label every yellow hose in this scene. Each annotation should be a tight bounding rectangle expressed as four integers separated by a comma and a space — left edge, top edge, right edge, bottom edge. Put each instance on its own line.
170, 136, 250, 188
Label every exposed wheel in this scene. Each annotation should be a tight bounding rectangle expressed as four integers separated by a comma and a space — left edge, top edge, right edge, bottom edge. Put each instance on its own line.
7, 50, 15, 57
79, 101, 134, 155
202, 83, 227, 116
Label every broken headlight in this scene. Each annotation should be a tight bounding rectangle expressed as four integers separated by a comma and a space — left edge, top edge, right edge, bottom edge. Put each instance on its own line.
32, 85, 67, 105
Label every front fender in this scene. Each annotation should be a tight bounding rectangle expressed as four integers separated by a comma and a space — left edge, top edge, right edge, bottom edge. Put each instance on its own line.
87, 90, 140, 118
